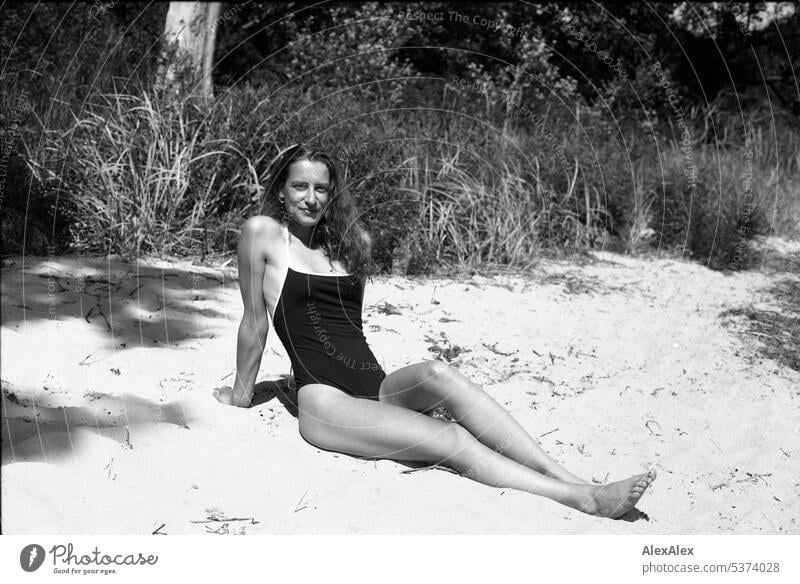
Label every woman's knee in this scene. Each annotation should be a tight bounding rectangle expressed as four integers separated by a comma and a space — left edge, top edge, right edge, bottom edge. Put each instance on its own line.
417, 360, 454, 385
416, 360, 464, 401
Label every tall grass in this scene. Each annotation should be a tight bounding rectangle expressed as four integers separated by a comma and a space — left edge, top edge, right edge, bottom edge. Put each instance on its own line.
391, 85, 800, 272
13, 79, 800, 272
29, 91, 259, 259
392, 148, 604, 271
650, 113, 799, 269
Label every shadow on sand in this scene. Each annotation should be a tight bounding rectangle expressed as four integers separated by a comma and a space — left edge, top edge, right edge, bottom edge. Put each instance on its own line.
250, 376, 298, 414
1, 386, 195, 465
1, 255, 238, 349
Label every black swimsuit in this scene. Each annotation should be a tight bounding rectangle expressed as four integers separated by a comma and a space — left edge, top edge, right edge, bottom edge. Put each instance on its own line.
271, 228, 386, 400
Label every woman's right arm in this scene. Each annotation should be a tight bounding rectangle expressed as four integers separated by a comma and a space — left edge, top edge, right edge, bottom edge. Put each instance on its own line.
231, 216, 275, 405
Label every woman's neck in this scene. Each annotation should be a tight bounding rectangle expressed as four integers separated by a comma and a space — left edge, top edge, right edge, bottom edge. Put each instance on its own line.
288, 221, 323, 249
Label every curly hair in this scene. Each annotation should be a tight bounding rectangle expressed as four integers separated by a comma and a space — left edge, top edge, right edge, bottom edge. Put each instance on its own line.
259, 144, 374, 279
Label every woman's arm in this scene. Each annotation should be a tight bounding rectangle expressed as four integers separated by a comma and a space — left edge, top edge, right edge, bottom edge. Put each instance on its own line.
359, 228, 373, 295
230, 216, 273, 405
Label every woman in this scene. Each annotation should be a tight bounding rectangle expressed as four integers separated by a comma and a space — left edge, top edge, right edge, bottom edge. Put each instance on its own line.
215, 144, 656, 519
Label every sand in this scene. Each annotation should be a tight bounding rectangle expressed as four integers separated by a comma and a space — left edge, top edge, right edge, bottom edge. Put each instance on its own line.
2, 240, 798, 534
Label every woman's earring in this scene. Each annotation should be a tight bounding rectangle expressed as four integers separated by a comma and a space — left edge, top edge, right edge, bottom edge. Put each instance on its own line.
279, 198, 290, 223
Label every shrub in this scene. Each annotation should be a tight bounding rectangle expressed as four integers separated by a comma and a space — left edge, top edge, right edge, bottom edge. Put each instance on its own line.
31, 91, 256, 258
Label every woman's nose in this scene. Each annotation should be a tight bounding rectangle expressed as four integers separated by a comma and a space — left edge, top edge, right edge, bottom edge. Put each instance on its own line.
305, 189, 319, 205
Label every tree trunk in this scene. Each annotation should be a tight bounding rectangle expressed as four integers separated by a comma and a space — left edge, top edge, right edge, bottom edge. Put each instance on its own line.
160, 1, 221, 100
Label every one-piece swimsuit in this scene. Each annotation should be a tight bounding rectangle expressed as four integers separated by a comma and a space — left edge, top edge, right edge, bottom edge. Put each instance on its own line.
271, 225, 386, 400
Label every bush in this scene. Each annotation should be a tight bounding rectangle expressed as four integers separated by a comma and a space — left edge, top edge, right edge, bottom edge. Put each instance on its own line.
0, 153, 62, 256
650, 118, 785, 270
31, 91, 257, 258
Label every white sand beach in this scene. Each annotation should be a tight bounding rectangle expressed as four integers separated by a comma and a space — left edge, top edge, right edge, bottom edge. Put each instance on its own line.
2, 242, 798, 534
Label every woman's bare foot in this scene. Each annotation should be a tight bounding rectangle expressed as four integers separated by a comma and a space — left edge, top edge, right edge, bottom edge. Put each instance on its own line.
213, 386, 252, 408
571, 469, 657, 518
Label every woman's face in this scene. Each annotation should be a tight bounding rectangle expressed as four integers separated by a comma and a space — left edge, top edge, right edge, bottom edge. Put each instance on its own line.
280, 159, 331, 226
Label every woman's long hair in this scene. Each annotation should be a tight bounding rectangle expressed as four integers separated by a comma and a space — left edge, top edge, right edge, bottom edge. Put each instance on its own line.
260, 144, 374, 279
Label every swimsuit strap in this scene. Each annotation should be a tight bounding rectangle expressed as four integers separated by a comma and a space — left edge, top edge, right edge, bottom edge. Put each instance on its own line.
284, 223, 290, 259
270, 223, 291, 323
279, 222, 294, 386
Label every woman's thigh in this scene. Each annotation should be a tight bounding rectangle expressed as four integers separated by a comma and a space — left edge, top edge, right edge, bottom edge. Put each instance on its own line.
297, 382, 464, 461
377, 360, 453, 413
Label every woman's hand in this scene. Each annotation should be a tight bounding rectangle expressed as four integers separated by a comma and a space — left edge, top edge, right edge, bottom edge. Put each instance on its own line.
213, 384, 253, 408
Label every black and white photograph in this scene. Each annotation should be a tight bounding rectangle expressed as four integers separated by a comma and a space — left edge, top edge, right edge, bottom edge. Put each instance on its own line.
1, 0, 798, 560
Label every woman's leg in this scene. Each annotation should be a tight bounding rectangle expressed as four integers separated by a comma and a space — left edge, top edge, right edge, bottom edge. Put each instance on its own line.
297, 383, 656, 518
378, 361, 586, 483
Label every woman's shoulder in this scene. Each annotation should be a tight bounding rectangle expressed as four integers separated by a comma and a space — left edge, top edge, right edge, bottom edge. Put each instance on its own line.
238, 215, 285, 260
242, 215, 283, 232
241, 214, 283, 236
